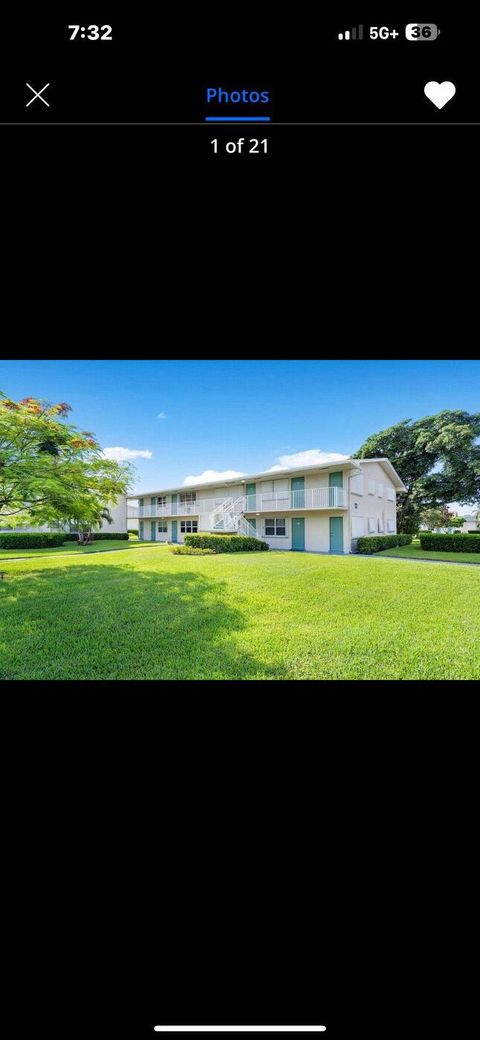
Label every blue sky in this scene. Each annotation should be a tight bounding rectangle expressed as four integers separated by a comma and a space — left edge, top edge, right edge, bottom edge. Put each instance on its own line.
2, 360, 479, 509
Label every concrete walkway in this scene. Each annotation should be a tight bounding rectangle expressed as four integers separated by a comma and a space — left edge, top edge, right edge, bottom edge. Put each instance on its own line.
375, 553, 479, 567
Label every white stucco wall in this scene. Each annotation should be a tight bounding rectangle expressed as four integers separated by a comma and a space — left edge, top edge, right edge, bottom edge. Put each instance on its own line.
100, 495, 127, 534
349, 462, 397, 545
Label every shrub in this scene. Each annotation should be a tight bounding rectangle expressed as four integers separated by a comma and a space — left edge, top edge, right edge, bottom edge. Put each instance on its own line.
184, 533, 269, 553
0, 532, 65, 549
92, 532, 128, 541
356, 534, 412, 554
64, 532, 128, 542
128, 529, 138, 536
48, 528, 128, 544
468, 530, 480, 535
171, 546, 216, 555
419, 533, 480, 553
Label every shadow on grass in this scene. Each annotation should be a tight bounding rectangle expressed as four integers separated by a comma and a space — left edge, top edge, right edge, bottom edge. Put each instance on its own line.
1, 562, 286, 680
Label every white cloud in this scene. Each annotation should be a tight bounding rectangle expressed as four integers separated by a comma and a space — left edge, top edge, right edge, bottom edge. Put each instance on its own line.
266, 449, 349, 472
181, 450, 349, 485
157, 412, 167, 420
449, 502, 478, 517
103, 447, 153, 462
183, 469, 246, 487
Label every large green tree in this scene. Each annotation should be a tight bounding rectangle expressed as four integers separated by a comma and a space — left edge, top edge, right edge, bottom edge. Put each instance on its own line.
0, 392, 132, 530
354, 410, 480, 533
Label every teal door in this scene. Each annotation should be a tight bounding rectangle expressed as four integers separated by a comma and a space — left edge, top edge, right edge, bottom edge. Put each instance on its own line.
329, 471, 343, 506
249, 518, 256, 533
171, 520, 178, 543
246, 482, 256, 511
329, 516, 344, 553
291, 476, 305, 508
171, 494, 178, 515
139, 520, 144, 541
292, 517, 305, 551
150, 521, 156, 541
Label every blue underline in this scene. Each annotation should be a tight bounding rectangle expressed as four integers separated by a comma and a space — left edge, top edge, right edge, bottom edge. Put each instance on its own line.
205, 116, 271, 122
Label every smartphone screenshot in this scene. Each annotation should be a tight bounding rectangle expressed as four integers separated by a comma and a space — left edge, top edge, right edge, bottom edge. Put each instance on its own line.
3, 12, 476, 1036
1, 9, 477, 161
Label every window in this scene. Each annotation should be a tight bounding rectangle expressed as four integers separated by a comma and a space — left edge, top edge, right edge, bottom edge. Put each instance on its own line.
387, 487, 395, 502
378, 517, 384, 533
387, 519, 395, 532
368, 517, 376, 533
264, 518, 286, 536
274, 478, 289, 500
157, 496, 167, 507
350, 474, 364, 495
377, 483, 383, 498
351, 517, 364, 538
368, 480, 375, 495
179, 491, 196, 505
181, 520, 198, 533
157, 520, 167, 533
260, 480, 274, 494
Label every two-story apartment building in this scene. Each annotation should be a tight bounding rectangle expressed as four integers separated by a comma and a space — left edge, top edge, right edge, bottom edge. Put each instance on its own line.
128, 457, 406, 553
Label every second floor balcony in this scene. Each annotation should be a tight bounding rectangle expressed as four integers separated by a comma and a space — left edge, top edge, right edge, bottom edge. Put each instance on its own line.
135, 486, 347, 517
243, 487, 347, 511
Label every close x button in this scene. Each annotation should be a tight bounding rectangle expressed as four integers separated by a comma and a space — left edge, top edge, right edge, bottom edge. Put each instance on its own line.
25, 82, 50, 107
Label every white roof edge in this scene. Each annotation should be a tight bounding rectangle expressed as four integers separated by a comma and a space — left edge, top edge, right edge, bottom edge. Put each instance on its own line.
357, 457, 407, 492
128, 458, 362, 500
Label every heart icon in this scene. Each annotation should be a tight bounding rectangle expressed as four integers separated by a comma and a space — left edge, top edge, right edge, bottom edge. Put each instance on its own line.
424, 81, 456, 109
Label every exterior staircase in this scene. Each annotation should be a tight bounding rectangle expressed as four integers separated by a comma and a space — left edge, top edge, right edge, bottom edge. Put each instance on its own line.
210, 497, 258, 538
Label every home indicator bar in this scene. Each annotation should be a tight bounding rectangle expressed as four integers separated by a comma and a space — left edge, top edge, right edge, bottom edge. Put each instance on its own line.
153, 1029, 327, 1034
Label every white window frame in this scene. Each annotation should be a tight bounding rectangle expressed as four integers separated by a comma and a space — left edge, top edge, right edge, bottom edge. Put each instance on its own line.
368, 479, 376, 495
264, 518, 287, 537
386, 487, 395, 502
387, 519, 396, 532
179, 491, 197, 506
180, 519, 198, 534
157, 495, 167, 507
378, 517, 384, 533
273, 478, 289, 501
157, 520, 168, 533
368, 517, 376, 533
350, 474, 364, 496
351, 516, 365, 538
377, 483, 383, 498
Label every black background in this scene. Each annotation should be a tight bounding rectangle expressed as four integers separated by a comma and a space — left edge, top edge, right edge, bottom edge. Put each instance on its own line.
8, 682, 472, 1039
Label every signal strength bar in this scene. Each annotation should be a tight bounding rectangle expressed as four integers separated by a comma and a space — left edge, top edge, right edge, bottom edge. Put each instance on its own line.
338, 25, 364, 40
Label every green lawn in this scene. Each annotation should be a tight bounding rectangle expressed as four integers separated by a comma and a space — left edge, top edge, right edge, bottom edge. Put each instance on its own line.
0, 539, 153, 560
1, 548, 478, 680
378, 538, 480, 565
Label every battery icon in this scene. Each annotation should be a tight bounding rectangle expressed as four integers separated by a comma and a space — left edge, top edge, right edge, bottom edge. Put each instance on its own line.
406, 23, 440, 40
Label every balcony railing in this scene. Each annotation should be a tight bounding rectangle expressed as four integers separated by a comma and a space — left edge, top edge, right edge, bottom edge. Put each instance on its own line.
135, 486, 347, 517
244, 487, 347, 511
137, 499, 213, 518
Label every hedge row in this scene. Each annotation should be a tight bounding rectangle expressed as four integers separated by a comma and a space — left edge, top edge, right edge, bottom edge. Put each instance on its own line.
171, 546, 216, 555
356, 534, 412, 554
0, 531, 130, 549
468, 529, 480, 534
419, 533, 480, 553
184, 533, 269, 553
66, 532, 128, 542
0, 532, 65, 549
